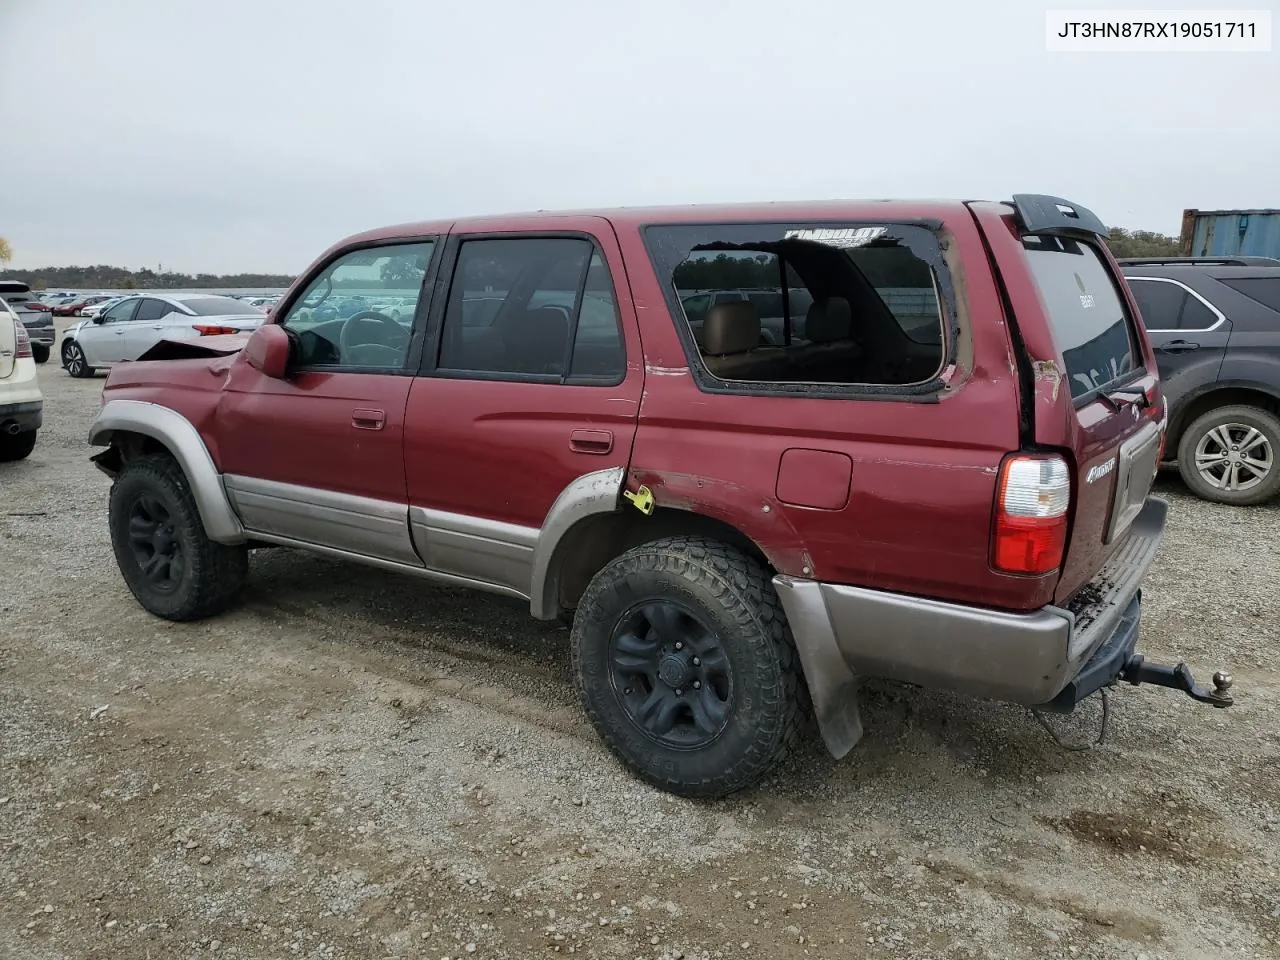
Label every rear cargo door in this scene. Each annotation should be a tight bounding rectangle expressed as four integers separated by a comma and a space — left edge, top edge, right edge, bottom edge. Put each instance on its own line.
969, 199, 1165, 603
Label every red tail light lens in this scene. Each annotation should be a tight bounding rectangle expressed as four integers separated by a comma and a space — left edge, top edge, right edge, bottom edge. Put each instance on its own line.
13, 320, 33, 358
192, 325, 239, 336
992, 454, 1071, 575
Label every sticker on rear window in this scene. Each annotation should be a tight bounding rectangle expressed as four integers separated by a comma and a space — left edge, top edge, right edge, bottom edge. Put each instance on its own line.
1075, 272, 1096, 309
782, 227, 887, 248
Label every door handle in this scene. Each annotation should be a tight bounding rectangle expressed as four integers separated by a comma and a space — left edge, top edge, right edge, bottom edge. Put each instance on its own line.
569, 428, 613, 454
352, 408, 386, 430
1157, 340, 1200, 353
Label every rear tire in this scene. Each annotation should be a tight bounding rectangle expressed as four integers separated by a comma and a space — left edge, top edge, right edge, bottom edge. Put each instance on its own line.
571, 536, 806, 799
62, 340, 94, 378
1177, 405, 1280, 506
109, 453, 249, 620
0, 430, 37, 462
31, 344, 50, 364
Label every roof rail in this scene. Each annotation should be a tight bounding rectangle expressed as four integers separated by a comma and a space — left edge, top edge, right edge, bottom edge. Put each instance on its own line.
1010, 194, 1108, 238
1117, 256, 1280, 267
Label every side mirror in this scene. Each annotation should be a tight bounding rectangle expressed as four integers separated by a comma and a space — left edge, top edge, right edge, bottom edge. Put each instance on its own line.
92, 314, 105, 324
244, 323, 290, 379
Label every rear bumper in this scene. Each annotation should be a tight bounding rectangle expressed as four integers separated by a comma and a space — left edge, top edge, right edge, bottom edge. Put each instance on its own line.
0, 399, 44, 432
774, 496, 1168, 757
20, 317, 56, 345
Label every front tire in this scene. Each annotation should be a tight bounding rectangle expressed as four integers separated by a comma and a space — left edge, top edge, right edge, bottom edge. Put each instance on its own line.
108, 454, 249, 620
571, 536, 806, 799
1177, 405, 1280, 506
62, 340, 94, 378
0, 430, 37, 462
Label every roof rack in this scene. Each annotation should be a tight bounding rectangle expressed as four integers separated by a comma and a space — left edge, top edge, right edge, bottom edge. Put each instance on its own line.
1117, 256, 1280, 267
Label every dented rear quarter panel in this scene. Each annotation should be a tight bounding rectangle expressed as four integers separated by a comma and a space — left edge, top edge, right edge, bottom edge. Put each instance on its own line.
614, 205, 1062, 612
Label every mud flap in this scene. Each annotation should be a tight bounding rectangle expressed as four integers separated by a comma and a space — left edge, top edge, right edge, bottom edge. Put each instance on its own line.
772, 575, 864, 758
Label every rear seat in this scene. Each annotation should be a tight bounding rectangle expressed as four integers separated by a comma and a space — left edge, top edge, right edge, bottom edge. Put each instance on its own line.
700, 302, 788, 381
784, 296, 864, 381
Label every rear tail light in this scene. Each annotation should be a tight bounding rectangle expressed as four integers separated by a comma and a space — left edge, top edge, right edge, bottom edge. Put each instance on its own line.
992, 454, 1071, 575
13, 320, 33, 359
192, 325, 240, 336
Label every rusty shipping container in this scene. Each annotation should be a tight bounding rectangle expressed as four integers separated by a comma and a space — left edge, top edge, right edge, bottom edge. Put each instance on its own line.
1179, 208, 1280, 259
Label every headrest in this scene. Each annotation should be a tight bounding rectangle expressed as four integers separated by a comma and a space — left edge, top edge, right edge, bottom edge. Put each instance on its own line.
702, 301, 760, 356
804, 297, 852, 343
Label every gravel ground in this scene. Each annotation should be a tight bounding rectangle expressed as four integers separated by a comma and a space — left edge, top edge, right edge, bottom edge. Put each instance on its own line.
2, 331, 1279, 960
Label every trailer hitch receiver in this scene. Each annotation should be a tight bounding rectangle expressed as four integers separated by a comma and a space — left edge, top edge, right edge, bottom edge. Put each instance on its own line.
1120, 655, 1234, 707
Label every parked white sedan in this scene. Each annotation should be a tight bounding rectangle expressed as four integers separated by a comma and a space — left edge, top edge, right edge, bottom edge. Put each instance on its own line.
60, 294, 265, 378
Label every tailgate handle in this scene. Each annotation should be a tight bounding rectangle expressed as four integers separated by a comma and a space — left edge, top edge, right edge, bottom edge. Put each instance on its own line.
569, 429, 613, 454
1157, 340, 1199, 353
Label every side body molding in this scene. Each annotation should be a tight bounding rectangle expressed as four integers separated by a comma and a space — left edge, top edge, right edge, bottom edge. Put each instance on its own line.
529, 466, 626, 620
88, 399, 246, 544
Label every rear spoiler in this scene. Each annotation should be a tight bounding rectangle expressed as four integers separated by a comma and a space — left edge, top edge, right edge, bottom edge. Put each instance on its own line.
1010, 194, 1108, 238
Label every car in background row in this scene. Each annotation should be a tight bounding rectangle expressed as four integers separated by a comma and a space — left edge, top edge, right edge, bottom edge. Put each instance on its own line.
1121, 258, 1280, 505
0, 301, 44, 461
0, 281, 54, 363
80, 296, 129, 320
53, 294, 112, 317
60, 294, 266, 378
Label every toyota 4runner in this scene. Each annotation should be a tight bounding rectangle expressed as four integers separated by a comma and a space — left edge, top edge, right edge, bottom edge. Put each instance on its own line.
87, 194, 1234, 798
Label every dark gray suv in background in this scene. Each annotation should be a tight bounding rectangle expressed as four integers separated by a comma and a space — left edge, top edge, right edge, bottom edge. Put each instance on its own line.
1120, 257, 1280, 505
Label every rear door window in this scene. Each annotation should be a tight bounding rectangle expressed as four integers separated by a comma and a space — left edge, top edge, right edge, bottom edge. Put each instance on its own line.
1021, 235, 1140, 401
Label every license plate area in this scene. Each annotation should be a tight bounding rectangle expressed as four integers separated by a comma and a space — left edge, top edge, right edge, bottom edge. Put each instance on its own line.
1105, 420, 1161, 544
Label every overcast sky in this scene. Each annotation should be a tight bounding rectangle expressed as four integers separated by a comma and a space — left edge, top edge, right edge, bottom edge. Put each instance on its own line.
2, 0, 1276, 274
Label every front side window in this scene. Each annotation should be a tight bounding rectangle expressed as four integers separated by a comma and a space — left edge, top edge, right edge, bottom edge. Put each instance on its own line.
436, 237, 625, 383
101, 299, 140, 324
1022, 235, 1140, 401
645, 222, 948, 389
280, 241, 435, 369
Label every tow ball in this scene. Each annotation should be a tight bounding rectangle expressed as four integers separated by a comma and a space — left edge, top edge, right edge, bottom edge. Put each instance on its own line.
1120, 655, 1235, 708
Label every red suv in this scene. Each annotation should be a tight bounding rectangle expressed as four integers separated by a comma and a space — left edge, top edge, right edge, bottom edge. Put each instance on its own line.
88, 194, 1233, 797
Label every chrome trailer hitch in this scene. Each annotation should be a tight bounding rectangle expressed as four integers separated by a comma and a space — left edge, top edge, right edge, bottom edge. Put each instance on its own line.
1120, 655, 1235, 707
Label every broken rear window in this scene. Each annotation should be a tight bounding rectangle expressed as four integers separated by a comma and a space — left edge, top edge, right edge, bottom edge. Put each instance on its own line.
644, 222, 949, 392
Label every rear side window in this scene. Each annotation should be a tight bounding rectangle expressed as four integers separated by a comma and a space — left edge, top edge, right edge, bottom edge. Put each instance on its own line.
644, 221, 949, 392
1220, 277, 1280, 314
1127, 278, 1220, 331
1022, 236, 1140, 401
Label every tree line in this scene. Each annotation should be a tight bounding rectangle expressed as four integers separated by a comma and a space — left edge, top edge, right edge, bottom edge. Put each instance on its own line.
0, 263, 295, 290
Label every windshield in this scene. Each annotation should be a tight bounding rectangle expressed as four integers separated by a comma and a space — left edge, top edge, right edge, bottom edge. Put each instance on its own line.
179, 296, 264, 317
1021, 235, 1140, 401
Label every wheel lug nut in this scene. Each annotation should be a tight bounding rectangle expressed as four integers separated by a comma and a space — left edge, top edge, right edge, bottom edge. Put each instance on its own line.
624, 688, 632, 695
674, 688, 683, 696
692, 657, 700, 666
693, 681, 701, 689
674, 641, 683, 651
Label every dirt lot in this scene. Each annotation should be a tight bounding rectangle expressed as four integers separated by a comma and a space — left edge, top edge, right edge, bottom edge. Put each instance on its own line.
3, 335, 1279, 960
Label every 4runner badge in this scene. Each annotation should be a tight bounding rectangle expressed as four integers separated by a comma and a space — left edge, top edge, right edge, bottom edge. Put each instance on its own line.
1085, 458, 1117, 484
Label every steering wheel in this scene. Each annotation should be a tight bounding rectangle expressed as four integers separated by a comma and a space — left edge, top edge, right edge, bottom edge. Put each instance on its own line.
338, 310, 410, 365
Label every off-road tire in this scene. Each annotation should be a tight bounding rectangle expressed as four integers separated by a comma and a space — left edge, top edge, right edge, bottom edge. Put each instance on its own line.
109, 453, 249, 620
31, 344, 50, 364
62, 340, 94, 378
1177, 404, 1280, 506
571, 536, 807, 799
0, 430, 37, 462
